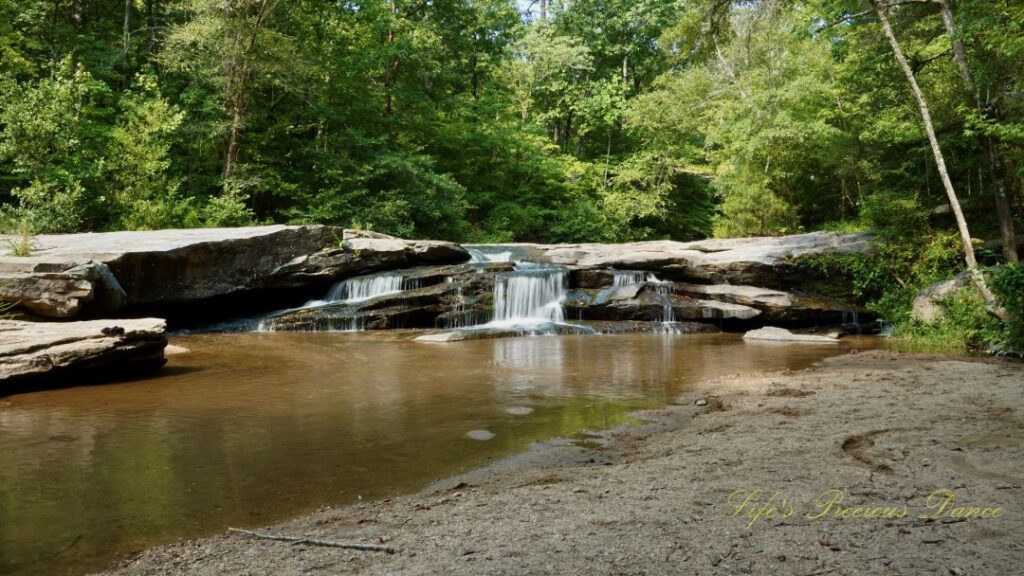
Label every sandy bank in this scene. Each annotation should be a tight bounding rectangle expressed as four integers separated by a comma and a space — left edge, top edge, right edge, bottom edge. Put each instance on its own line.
97, 350, 1023, 576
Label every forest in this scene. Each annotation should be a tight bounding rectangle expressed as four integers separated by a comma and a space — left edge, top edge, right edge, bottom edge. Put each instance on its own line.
0, 0, 1022, 348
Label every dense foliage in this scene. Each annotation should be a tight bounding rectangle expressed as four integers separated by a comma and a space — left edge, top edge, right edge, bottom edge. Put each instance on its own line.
0, 0, 1019, 242
0, 1, 1021, 346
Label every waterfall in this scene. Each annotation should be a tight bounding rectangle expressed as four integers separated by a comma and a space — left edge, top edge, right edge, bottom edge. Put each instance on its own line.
645, 273, 675, 324
842, 309, 862, 335
445, 278, 472, 329
467, 246, 514, 263
492, 267, 567, 324
325, 272, 419, 303
257, 270, 420, 332
612, 271, 646, 286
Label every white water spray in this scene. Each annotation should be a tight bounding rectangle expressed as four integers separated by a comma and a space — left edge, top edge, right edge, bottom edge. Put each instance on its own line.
325, 272, 419, 303
492, 268, 568, 324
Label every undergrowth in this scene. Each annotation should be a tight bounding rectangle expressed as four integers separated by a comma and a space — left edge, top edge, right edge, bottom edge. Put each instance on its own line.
795, 192, 1022, 356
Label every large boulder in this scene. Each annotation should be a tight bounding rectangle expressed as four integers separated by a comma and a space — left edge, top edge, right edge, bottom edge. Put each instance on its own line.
911, 272, 973, 324
0, 259, 126, 319
0, 318, 167, 386
0, 226, 469, 321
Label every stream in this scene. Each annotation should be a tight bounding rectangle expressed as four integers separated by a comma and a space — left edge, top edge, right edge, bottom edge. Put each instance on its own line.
1, 248, 886, 575
0, 331, 883, 576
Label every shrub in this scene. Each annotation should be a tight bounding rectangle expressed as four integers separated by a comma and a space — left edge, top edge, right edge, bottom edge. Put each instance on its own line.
988, 263, 1024, 355
4, 222, 37, 256
890, 286, 1001, 353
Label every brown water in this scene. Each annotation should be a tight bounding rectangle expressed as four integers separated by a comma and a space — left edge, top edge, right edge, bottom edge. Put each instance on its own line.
0, 332, 882, 576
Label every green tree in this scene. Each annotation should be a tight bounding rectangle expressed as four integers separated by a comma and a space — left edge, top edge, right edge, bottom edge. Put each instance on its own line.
108, 73, 189, 229
0, 60, 112, 232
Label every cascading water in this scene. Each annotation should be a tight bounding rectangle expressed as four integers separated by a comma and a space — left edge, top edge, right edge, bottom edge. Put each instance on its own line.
258, 270, 421, 332
611, 270, 675, 324
325, 272, 419, 303
444, 278, 476, 329
612, 271, 647, 286
842, 309, 862, 335
645, 273, 676, 324
466, 246, 514, 263
492, 267, 568, 325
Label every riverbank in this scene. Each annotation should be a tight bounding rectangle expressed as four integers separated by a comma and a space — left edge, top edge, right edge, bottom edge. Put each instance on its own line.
96, 350, 1023, 576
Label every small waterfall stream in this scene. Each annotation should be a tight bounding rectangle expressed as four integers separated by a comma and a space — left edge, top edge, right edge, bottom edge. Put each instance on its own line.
612, 271, 647, 286
325, 272, 419, 303
258, 270, 421, 332
612, 271, 676, 324
645, 274, 676, 323
466, 246, 514, 263
466, 246, 580, 333
492, 267, 568, 325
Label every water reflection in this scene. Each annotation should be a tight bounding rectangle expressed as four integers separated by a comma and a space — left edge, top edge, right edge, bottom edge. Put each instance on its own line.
0, 332, 879, 576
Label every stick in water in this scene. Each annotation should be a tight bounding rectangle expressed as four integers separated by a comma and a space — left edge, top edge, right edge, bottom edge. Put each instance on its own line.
227, 527, 396, 554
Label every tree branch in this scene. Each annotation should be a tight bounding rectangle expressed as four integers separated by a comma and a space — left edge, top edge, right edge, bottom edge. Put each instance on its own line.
911, 48, 951, 74
227, 528, 397, 554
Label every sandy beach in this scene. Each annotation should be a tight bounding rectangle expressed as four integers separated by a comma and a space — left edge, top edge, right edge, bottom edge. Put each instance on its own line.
96, 350, 1024, 576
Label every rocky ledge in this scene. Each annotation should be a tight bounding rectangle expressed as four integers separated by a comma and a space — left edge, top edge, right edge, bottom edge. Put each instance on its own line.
0, 226, 468, 322
564, 279, 868, 329
0, 318, 167, 388
473, 231, 871, 287
262, 266, 874, 334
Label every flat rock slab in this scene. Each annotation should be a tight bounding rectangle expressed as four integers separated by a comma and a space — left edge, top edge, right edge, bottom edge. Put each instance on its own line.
0, 259, 125, 319
0, 318, 167, 385
0, 226, 468, 319
476, 231, 871, 286
743, 326, 840, 343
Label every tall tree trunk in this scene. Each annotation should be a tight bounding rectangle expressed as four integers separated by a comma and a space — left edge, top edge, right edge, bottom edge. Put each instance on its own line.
222, 0, 280, 184
147, 0, 156, 53
873, 1, 977, 269
223, 68, 249, 181
934, 0, 1018, 262
384, 0, 397, 121
987, 138, 1018, 262
122, 0, 131, 55
936, 1, 972, 89
540, 0, 547, 22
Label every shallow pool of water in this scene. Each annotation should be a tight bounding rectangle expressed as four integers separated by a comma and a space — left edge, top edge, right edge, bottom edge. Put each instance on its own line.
0, 332, 882, 576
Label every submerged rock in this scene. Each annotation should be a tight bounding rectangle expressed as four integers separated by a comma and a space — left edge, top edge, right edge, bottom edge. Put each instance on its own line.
0, 318, 167, 385
742, 326, 841, 343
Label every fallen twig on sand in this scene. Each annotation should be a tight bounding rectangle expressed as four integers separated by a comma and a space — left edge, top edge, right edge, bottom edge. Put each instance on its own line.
227, 528, 396, 554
